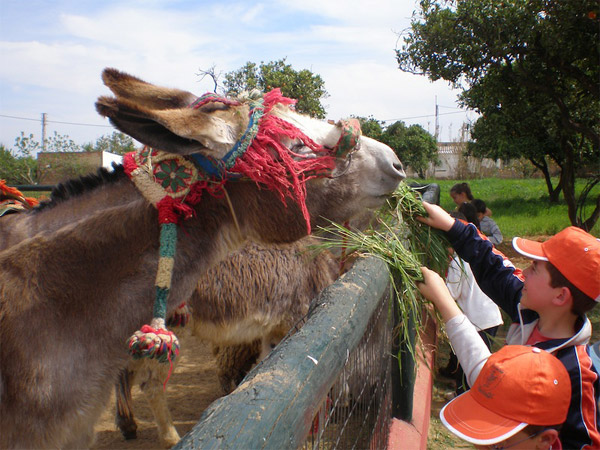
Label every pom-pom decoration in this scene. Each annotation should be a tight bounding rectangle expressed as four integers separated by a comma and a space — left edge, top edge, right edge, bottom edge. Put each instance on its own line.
127, 318, 180, 363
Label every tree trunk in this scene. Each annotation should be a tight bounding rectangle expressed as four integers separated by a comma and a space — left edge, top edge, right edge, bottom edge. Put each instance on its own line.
530, 157, 562, 203
578, 177, 600, 232
561, 138, 578, 226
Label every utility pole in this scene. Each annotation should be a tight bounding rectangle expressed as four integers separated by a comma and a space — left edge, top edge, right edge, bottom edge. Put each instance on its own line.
434, 96, 439, 141
41, 113, 47, 151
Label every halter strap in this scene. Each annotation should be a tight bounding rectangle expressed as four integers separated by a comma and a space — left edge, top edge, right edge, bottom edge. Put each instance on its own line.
122, 90, 361, 366
189, 97, 265, 179
333, 119, 362, 158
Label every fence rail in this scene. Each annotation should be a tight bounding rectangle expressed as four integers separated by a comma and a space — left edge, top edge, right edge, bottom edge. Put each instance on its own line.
175, 256, 391, 450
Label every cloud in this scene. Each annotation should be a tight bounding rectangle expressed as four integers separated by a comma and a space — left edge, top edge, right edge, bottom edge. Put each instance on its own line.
0, 0, 471, 146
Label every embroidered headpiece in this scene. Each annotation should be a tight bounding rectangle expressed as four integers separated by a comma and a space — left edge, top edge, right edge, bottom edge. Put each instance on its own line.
123, 89, 361, 368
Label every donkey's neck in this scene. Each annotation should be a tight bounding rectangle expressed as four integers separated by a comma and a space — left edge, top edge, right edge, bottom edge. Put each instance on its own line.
1, 179, 247, 352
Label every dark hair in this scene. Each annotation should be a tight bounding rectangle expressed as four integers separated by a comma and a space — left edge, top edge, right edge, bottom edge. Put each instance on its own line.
546, 262, 596, 315
450, 182, 474, 201
520, 424, 562, 439
472, 198, 487, 215
458, 202, 480, 229
449, 211, 467, 221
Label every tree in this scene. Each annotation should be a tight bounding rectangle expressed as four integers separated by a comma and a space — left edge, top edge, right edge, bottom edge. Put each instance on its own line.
356, 116, 385, 141
397, 0, 600, 229
0, 144, 37, 185
43, 131, 82, 153
222, 58, 328, 118
381, 122, 438, 179
357, 117, 438, 178
83, 132, 137, 155
466, 71, 566, 202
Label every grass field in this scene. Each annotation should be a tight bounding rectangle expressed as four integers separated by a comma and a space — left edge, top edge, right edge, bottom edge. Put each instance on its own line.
410, 177, 600, 238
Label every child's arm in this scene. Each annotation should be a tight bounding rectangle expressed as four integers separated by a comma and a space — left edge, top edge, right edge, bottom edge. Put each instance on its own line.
486, 217, 503, 245
418, 202, 524, 321
415, 201, 455, 232
416, 267, 491, 385
415, 266, 462, 321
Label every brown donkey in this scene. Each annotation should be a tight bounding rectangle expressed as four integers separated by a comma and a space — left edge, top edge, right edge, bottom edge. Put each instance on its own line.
0, 68, 404, 449
115, 237, 340, 448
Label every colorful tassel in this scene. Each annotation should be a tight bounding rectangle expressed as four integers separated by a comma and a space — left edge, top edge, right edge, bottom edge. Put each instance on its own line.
127, 317, 180, 363
122, 89, 362, 369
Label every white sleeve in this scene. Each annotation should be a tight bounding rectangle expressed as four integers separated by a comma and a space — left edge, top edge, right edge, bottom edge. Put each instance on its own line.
445, 258, 462, 299
445, 314, 492, 386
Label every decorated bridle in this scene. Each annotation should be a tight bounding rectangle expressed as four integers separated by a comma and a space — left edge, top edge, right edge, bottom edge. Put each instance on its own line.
123, 88, 361, 369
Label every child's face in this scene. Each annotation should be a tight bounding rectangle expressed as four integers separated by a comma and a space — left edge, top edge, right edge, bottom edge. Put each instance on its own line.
474, 428, 557, 449
450, 191, 469, 205
521, 260, 560, 311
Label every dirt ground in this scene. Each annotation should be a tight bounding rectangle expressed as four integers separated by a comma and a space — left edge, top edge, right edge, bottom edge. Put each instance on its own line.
92, 336, 223, 450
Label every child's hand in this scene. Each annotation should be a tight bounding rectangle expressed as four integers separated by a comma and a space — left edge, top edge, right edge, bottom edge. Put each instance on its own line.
416, 202, 455, 231
416, 267, 462, 323
416, 267, 448, 301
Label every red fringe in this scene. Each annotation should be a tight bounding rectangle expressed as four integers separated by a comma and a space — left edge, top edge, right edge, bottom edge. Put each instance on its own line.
157, 197, 193, 224
126, 89, 338, 233
123, 153, 137, 177
230, 95, 335, 234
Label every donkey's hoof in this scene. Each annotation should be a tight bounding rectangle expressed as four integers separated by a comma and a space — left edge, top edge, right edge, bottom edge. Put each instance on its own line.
122, 429, 137, 440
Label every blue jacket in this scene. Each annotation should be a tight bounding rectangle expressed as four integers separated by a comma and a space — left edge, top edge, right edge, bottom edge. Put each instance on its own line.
447, 219, 600, 450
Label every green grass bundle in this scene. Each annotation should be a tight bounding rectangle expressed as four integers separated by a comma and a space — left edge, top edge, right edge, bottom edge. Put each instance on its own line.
316, 182, 451, 352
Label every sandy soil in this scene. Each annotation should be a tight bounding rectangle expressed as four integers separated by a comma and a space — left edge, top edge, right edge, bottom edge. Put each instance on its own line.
92, 337, 223, 450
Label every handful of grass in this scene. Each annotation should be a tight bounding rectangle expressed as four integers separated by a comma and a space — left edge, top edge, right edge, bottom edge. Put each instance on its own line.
315, 181, 450, 350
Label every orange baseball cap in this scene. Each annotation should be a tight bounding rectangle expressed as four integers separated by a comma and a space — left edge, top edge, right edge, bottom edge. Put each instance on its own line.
440, 345, 571, 445
513, 226, 600, 302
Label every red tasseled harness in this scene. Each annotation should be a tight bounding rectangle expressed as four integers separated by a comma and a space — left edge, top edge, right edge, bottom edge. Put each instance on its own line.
122, 88, 361, 381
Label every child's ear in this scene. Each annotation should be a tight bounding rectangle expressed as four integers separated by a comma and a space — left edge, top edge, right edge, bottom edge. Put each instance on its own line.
536, 429, 558, 449
553, 286, 573, 308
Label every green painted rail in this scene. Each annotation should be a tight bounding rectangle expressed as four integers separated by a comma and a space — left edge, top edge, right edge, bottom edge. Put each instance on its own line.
174, 256, 391, 450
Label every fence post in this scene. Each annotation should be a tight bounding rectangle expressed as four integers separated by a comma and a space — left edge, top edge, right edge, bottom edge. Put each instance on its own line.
391, 183, 440, 421
391, 286, 417, 421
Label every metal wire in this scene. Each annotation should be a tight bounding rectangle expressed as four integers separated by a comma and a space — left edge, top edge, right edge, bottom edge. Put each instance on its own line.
301, 294, 392, 450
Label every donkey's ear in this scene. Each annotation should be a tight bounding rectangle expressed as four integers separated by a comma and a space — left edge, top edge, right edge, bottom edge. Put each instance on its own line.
96, 96, 246, 157
102, 68, 197, 110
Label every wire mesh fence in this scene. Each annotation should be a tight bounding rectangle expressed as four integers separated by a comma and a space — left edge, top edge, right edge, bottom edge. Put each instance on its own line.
302, 292, 392, 450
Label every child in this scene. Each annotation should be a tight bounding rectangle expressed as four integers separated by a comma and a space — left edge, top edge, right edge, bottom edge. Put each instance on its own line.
440, 344, 571, 449
449, 182, 474, 206
416, 201, 600, 449
472, 198, 503, 245
457, 201, 479, 229
442, 210, 503, 398
449, 182, 492, 216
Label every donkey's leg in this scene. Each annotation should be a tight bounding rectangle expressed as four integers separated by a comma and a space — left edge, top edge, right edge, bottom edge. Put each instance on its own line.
115, 367, 138, 440
141, 361, 181, 449
63, 386, 114, 449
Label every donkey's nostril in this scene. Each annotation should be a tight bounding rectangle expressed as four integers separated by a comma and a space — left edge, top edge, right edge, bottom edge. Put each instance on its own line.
394, 162, 406, 179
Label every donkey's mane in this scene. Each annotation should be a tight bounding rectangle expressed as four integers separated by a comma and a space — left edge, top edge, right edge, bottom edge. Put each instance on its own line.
34, 164, 127, 212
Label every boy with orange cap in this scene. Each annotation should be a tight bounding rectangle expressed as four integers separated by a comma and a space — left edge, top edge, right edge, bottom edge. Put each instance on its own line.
416, 201, 600, 449
440, 345, 571, 449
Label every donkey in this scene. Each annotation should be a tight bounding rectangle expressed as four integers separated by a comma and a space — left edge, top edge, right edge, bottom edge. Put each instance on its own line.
0, 68, 404, 449
115, 237, 339, 447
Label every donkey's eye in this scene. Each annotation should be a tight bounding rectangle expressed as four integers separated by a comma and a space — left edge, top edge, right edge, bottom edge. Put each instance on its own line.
290, 142, 314, 157
290, 142, 306, 152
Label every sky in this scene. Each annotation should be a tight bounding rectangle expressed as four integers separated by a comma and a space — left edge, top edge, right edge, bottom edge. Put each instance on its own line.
0, 0, 478, 151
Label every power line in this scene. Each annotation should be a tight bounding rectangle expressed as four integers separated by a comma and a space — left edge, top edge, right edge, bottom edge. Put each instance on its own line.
1, 109, 474, 129
381, 110, 470, 123
0, 113, 112, 128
